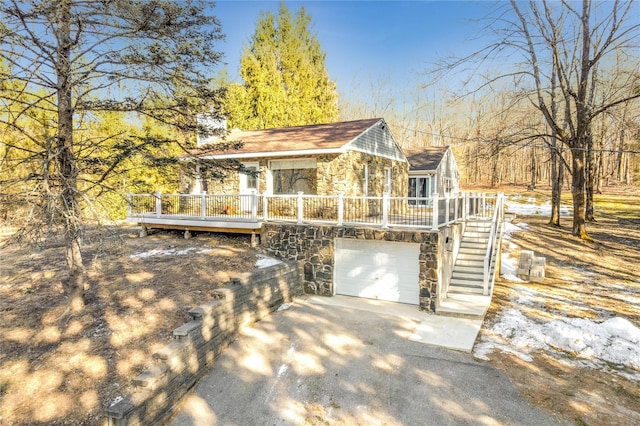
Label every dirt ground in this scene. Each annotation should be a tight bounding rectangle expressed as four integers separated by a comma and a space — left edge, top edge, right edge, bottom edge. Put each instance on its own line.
480, 188, 640, 426
1, 188, 639, 425
0, 227, 259, 425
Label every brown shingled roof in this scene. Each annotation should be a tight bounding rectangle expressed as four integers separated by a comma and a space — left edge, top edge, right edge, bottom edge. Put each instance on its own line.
187, 118, 383, 157
404, 146, 449, 171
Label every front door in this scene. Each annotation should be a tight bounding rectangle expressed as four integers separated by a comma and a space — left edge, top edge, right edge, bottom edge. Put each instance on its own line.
239, 162, 259, 212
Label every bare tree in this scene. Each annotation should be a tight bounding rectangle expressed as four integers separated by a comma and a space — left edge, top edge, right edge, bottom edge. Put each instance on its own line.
0, 1, 231, 312
437, 0, 640, 238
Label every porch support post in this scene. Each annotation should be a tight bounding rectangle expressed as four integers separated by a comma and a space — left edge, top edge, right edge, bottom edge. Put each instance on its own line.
251, 190, 258, 220
201, 191, 207, 219
454, 192, 459, 223
482, 193, 486, 217
382, 192, 390, 229
263, 193, 269, 220
155, 191, 162, 217
337, 192, 344, 226
464, 192, 469, 220
431, 192, 439, 230
297, 191, 304, 224
445, 194, 450, 225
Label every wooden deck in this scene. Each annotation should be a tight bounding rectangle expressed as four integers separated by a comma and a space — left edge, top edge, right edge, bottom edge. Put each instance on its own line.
128, 214, 263, 234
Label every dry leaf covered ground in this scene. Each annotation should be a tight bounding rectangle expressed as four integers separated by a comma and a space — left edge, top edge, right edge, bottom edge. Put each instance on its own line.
0, 228, 259, 425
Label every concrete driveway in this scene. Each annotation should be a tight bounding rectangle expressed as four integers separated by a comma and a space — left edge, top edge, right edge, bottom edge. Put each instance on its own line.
170, 296, 562, 426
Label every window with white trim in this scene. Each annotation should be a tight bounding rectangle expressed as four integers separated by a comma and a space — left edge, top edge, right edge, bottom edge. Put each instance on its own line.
270, 158, 317, 194
408, 175, 431, 206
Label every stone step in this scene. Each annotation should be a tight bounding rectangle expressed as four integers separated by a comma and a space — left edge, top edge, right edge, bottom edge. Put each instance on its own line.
438, 293, 492, 318
454, 265, 484, 274
458, 247, 486, 256
451, 271, 484, 280
460, 242, 487, 249
456, 253, 484, 265
463, 231, 491, 238
448, 283, 486, 295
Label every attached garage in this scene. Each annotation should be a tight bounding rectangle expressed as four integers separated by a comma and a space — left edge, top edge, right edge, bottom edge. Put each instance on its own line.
334, 238, 420, 305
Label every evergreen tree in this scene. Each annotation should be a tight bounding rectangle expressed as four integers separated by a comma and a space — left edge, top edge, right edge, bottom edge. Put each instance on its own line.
226, 3, 338, 129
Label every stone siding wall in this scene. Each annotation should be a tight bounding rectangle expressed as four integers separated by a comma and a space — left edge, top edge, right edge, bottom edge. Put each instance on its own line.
262, 223, 441, 312
105, 262, 303, 426
317, 151, 408, 197
186, 152, 408, 197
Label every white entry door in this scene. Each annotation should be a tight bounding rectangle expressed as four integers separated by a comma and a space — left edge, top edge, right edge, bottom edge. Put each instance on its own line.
334, 239, 420, 305
239, 162, 259, 212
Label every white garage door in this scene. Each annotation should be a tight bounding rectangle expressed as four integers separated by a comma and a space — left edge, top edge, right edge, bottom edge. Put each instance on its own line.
334, 238, 420, 305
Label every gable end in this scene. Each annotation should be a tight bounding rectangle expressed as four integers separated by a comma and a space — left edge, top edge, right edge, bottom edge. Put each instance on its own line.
346, 120, 407, 162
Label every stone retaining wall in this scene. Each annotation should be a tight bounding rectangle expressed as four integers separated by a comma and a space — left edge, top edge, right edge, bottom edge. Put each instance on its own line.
261, 223, 447, 312
105, 261, 303, 426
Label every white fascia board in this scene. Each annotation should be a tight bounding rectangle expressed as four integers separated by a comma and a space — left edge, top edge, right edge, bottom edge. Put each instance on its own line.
409, 170, 437, 175
347, 145, 409, 163
194, 147, 345, 160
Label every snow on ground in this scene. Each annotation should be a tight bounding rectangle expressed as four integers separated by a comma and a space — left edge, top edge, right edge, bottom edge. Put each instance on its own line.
505, 194, 571, 216
475, 201, 640, 381
130, 247, 213, 258
130, 247, 283, 269
255, 254, 283, 269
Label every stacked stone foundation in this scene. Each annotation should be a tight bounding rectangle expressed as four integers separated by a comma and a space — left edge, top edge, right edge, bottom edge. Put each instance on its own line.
105, 261, 303, 425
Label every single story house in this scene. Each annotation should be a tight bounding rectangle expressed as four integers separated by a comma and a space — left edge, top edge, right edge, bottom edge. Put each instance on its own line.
182, 117, 409, 199
404, 146, 460, 205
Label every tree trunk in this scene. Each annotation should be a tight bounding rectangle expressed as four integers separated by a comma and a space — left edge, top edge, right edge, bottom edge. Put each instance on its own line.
530, 147, 536, 190
571, 147, 588, 238
585, 132, 595, 221
56, 0, 85, 311
549, 145, 562, 226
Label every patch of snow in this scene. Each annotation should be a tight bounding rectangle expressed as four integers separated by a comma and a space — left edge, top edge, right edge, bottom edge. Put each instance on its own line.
277, 303, 292, 312
499, 221, 528, 282
277, 363, 289, 377
475, 308, 640, 379
504, 196, 571, 216
130, 247, 212, 259
256, 254, 282, 268
109, 396, 124, 407
481, 214, 640, 380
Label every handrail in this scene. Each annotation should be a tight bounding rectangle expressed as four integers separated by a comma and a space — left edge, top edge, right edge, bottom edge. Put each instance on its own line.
482, 193, 504, 295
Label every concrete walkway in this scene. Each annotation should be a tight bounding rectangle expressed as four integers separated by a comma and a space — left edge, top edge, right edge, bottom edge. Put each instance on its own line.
170, 296, 563, 426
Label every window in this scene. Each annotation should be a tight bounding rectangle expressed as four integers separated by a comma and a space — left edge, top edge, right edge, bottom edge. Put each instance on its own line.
241, 164, 258, 191
444, 178, 453, 194
408, 176, 431, 206
270, 158, 317, 194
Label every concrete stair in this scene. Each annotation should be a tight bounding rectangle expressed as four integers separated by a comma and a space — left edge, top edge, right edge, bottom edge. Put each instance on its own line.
448, 220, 494, 297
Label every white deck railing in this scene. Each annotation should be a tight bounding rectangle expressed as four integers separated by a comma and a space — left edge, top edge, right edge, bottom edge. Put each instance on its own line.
127, 191, 500, 230
483, 193, 505, 295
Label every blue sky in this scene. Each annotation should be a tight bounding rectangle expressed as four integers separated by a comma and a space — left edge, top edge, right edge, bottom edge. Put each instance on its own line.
212, 1, 493, 102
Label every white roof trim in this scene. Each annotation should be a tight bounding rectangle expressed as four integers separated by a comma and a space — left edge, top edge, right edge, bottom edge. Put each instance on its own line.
194, 147, 345, 160
347, 145, 409, 163
409, 170, 437, 175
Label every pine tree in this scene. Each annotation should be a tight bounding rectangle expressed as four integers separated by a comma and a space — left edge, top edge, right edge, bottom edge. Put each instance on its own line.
226, 3, 338, 129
